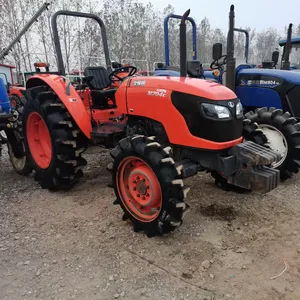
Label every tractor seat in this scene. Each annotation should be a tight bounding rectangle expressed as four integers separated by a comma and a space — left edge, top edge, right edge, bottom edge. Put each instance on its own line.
84, 66, 117, 109
187, 60, 204, 78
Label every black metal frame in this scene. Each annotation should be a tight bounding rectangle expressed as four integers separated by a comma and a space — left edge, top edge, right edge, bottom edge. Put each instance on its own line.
0, 2, 50, 61
51, 10, 111, 76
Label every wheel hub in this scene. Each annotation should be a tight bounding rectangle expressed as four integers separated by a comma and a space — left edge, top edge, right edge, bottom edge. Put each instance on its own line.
136, 180, 147, 195
117, 157, 162, 222
26, 112, 52, 169
258, 124, 288, 168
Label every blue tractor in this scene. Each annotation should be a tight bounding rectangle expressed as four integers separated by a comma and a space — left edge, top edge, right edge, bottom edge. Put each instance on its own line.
153, 13, 221, 81
154, 6, 300, 186
209, 5, 300, 183
0, 78, 31, 174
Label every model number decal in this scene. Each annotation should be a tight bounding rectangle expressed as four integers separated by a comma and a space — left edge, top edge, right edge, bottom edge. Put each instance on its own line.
133, 80, 146, 86
240, 79, 280, 86
69, 98, 77, 102
147, 89, 167, 97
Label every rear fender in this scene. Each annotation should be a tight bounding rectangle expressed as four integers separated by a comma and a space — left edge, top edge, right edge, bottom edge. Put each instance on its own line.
26, 74, 92, 138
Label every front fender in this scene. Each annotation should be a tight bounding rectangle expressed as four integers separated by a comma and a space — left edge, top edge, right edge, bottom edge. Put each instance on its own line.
26, 74, 92, 138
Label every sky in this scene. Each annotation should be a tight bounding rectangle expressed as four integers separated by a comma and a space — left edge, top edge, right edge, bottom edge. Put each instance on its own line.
139, 0, 298, 33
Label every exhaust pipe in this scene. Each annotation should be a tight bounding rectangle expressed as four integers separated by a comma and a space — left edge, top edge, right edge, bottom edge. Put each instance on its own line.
226, 4, 236, 91
180, 9, 190, 77
282, 23, 293, 70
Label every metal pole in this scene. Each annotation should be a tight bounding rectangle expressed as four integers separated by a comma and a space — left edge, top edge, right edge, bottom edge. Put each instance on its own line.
226, 5, 236, 91
0, 2, 50, 61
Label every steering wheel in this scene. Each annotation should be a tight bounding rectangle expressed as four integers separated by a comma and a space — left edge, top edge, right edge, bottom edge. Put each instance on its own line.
210, 55, 227, 70
109, 66, 137, 82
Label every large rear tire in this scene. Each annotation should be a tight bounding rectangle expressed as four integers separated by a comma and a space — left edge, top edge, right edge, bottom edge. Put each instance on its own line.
23, 85, 88, 190
111, 135, 189, 237
244, 107, 300, 180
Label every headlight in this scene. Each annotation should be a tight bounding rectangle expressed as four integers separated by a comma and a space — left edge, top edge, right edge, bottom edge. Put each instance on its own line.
236, 101, 243, 116
201, 103, 231, 119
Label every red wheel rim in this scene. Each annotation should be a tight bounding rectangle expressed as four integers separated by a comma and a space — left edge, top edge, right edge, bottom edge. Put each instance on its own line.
10, 99, 17, 109
27, 112, 52, 169
116, 156, 162, 222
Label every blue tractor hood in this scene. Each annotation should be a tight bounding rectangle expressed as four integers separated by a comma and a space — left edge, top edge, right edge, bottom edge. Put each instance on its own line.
238, 68, 300, 85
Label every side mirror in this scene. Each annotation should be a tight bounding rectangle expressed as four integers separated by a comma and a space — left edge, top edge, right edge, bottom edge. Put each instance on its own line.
272, 51, 279, 65
212, 43, 223, 60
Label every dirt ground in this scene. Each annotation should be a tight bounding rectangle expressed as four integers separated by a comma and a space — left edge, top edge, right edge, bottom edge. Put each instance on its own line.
1, 145, 300, 300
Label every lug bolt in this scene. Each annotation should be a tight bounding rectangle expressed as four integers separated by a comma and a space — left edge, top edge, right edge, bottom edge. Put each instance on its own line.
142, 196, 146, 200
146, 193, 150, 197
133, 187, 136, 191
137, 194, 140, 197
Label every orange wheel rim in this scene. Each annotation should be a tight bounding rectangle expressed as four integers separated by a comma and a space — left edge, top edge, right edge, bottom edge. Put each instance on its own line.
27, 112, 52, 169
10, 99, 17, 109
116, 156, 162, 222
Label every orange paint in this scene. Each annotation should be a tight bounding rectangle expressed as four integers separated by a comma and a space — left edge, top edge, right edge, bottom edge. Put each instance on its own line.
27, 74, 92, 138
123, 76, 242, 150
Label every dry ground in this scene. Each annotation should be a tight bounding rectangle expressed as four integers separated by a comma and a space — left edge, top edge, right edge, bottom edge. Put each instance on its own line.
1, 145, 300, 300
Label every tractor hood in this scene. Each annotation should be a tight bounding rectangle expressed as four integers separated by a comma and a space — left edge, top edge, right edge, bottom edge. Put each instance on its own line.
154, 69, 219, 82
130, 76, 236, 101
237, 68, 300, 85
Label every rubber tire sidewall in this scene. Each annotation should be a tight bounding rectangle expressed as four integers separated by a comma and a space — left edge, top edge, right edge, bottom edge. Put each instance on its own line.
23, 94, 57, 177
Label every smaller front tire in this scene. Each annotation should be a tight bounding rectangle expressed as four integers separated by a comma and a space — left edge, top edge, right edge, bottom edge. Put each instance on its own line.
111, 135, 190, 237
245, 107, 300, 180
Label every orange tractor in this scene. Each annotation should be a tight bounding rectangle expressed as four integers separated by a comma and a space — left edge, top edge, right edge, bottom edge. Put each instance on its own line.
23, 10, 280, 236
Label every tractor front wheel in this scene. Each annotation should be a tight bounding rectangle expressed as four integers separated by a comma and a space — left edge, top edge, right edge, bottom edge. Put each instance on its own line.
23, 86, 88, 190
111, 135, 189, 237
244, 107, 300, 180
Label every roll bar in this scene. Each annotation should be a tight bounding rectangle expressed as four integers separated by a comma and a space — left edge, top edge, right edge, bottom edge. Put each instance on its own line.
51, 10, 111, 75
164, 13, 197, 66
233, 28, 249, 63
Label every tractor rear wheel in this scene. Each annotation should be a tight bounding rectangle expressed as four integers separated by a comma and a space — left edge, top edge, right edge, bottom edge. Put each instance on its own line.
111, 135, 189, 237
23, 85, 88, 190
244, 107, 300, 180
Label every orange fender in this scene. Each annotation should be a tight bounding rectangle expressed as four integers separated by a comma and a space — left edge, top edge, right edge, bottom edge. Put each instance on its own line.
26, 74, 92, 139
